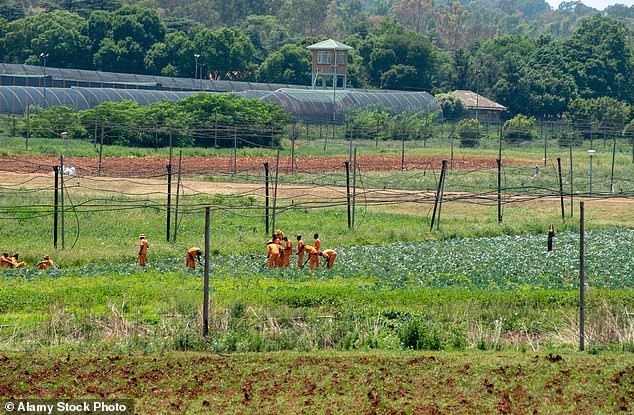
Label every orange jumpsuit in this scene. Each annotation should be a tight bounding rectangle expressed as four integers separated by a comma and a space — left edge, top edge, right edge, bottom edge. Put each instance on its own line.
267, 241, 282, 269
296, 240, 305, 269
138, 239, 149, 266
321, 249, 337, 270
314, 238, 321, 253
11, 256, 26, 268
0, 255, 14, 268
282, 239, 292, 267
185, 247, 201, 269
38, 257, 54, 270
303, 245, 319, 271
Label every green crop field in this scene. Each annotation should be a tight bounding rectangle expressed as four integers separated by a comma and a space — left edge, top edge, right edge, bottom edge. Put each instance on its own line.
0, 133, 633, 413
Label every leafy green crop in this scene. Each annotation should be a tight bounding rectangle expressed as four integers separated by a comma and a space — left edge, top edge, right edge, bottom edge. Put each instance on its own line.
2, 230, 631, 291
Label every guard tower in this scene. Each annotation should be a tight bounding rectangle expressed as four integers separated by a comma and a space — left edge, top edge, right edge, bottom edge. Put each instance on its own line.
307, 39, 352, 89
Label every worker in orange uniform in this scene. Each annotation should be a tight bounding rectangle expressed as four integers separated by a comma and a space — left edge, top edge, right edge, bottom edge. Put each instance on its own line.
1, 253, 14, 268
137, 234, 149, 266
281, 236, 292, 267
301, 245, 320, 271
37, 254, 54, 270
296, 234, 305, 269
320, 249, 337, 270
11, 253, 26, 268
266, 235, 284, 269
185, 247, 202, 269
313, 233, 321, 253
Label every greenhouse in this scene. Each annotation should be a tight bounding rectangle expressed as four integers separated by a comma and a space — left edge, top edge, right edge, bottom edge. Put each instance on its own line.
0, 63, 441, 122
0, 63, 305, 92
0, 85, 441, 123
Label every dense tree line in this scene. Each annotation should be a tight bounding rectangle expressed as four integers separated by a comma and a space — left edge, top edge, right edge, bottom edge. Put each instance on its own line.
0, 1, 633, 125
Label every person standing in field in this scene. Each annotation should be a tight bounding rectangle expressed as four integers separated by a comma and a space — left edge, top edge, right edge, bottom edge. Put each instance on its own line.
282, 236, 292, 267
185, 247, 202, 269
547, 224, 555, 252
267, 235, 283, 269
296, 234, 305, 269
137, 234, 149, 266
313, 233, 321, 253
37, 254, 54, 270
320, 249, 337, 270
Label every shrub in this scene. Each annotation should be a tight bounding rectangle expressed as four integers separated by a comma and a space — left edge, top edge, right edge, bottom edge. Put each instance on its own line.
503, 114, 535, 143
457, 118, 481, 148
436, 93, 467, 120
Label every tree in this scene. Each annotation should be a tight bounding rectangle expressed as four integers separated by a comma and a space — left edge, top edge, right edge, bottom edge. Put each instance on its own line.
564, 15, 633, 102
257, 43, 311, 84
360, 22, 437, 91
380, 64, 418, 89
503, 114, 535, 142
0, 0, 24, 21
279, 0, 329, 36
91, 6, 166, 73
192, 27, 255, 79
436, 93, 467, 120
144, 31, 195, 77
436, 2, 469, 50
389, 0, 437, 34
240, 15, 292, 63
566, 96, 632, 134
1, 10, 91, 68
457, 118, 481, 147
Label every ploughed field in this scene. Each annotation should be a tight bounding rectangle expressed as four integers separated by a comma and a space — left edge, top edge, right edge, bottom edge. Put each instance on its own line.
1, 352, 633, 414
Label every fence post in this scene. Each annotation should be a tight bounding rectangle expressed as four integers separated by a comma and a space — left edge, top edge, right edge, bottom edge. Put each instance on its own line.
557, 157, 565, 220
94, 109, 98, 149
352, 147, 357, 230
166, 164, 172, 243
345, 161, 351, 229
541, 119, 546, 166
569, 144, 574, 217
98, 123, 104, 176
610, 138, 616, 194
579, 201, 585, 351
172, 149, 183, 243
497, 158, 502, 223
291, 126, 295, 175
233, 123, 237, 175
401, 130, 405, 171
60, 156, 65, 250
203, 207, 210, 337
53, 166, 59, 249
264, 162, 270, 235
271, 150, 280, 235
430, 160, 447, 231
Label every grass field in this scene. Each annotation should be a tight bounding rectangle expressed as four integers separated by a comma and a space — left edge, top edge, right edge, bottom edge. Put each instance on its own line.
0, 133, 633, 413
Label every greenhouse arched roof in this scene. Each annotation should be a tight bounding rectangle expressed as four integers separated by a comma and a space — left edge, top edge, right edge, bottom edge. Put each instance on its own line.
0, 86, 441, 123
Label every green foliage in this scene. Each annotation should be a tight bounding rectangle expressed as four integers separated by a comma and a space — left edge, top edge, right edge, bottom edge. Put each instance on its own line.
21, 93, 290, 148
257, 43, 311, 84
503, 114, 535, 142
27, 106, 86, 139
1, 10, 91, 68
436, 93, 467, 120
566, 96, 632, 133
346, 108, 438, 141
457, 118, 481, 147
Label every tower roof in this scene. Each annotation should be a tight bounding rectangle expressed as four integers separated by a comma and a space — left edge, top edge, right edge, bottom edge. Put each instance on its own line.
306, 39, 353, 51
